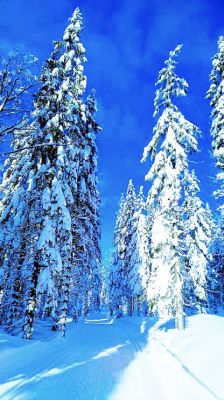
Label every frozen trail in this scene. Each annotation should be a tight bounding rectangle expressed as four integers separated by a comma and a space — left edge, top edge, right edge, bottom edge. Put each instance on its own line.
0, 315, 152, 400
0, 314, 223, 400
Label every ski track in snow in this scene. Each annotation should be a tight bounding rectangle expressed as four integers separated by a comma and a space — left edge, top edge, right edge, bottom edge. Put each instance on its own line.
0, 314, 223, 400
149, 333, 222, 400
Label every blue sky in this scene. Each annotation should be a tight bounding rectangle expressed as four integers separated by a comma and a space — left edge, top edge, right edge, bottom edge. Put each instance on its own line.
0, 0, 224, 261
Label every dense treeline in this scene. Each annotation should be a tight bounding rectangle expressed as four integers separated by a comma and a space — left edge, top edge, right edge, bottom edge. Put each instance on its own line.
109, 43, 224, 328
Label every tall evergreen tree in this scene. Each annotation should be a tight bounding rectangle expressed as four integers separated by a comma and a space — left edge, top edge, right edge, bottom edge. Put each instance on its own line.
0, 120, 32, 333
71, 91, 101, 319
208, 217, 224, 310
127, 186, 151, 315
141, 45, 208, 329
109, 193, 126, 316
109, 181, 150, 316
207, 35, 224, 307
0, 8, 101, 338
183, 174, 212, 312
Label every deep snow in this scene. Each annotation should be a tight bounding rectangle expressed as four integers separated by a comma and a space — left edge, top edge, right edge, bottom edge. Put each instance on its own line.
0, 313, 223, 400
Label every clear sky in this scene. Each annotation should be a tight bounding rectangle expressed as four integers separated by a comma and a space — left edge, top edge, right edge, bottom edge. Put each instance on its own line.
0, 0, 224, 261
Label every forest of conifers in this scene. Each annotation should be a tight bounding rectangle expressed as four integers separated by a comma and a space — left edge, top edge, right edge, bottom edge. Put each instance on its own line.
0, 8, 223, 339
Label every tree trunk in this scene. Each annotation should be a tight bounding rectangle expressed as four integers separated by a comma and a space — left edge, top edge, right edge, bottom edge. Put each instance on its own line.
23, 261, 40, 339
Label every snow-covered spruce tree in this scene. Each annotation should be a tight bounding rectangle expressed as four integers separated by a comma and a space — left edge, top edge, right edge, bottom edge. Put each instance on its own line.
109, 181, 150, 316
115, 180, 137, 315
182, 172, 212, 313
0, 8, 99, 338
0, 51, 37, 326
127, 186, 151, 315
71, 91, 101, 319
207, 36, 224, 307
0, 119, 33, 333
208, 216, 224, 310
109, 193, 126, 316
0, 43, 75, 338
84, 93, 101, 313
144, 201, 154, 314
141, 45, 208, 329
100, 264, 109, 310
24, 8, 91, 337
202, 204, 221, 311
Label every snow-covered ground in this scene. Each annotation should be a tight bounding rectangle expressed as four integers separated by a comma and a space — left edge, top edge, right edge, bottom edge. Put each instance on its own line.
0, 313, 223, 400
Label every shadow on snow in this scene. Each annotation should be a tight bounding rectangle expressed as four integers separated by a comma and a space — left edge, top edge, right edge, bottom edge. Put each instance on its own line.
0, 315, 156, 400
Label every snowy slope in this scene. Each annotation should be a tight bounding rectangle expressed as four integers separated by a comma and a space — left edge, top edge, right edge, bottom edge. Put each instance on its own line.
0, 313, 223, 400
